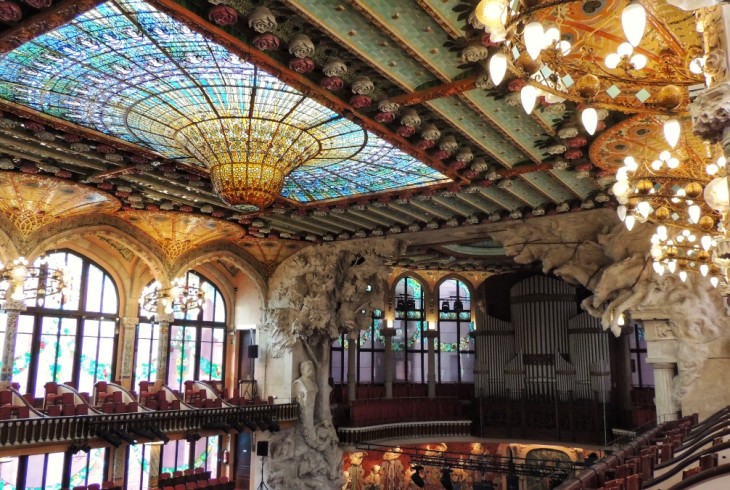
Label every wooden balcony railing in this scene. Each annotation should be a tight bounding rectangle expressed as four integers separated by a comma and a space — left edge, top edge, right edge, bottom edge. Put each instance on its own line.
337, 420, 472, 444
0, 403, 298, 450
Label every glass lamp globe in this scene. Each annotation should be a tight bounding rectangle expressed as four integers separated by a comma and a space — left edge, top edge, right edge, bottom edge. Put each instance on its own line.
704, 176, 730, 212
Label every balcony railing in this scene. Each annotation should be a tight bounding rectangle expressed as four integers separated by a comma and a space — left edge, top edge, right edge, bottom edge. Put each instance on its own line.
337, 420, 472, 445
0, 403, 298, 450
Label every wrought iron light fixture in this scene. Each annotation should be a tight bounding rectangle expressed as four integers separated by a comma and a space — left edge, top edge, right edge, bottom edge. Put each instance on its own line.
0, 255, 68, 306
139, 277, 205, 318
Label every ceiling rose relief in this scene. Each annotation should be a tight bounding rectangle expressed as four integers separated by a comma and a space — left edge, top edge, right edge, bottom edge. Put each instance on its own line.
0, 171, 120, 237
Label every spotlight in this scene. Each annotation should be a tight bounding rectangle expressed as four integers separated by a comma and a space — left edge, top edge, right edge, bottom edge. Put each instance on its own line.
410, 465, 425, 488
441, 300, 450, 313
263, 415, 280, 432
453, 299, 463, 312
230, 421, 245, 432
244, 419, 258, 431
112, 429, 138, 445
440, 468, 454, 490
67, 444, 80, 455
96, 429, 122, 448
255, 418, 268, 431
149, 426, 169, 443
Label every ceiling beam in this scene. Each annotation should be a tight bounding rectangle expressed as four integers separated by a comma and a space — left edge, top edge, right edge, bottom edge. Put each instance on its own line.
388, 77, 478, 107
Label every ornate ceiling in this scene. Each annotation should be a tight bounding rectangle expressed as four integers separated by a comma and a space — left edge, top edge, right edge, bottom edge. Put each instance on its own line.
0, 0, 696, 273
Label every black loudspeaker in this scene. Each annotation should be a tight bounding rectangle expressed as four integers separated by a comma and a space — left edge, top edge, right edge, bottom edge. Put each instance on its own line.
256, 440, 269, 457
248, 344, 259, 359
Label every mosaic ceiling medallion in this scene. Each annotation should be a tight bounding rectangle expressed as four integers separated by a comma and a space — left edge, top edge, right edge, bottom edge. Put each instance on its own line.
0, 172, 120, 236
0, 0, 450, 209
236, 237, 308, 269
116, 211, 244, 259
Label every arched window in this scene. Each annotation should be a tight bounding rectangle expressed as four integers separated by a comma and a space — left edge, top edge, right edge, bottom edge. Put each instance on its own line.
437, 278, 475, 383
134, 271, 226, 393
393, 276, 426, 383
0, 250, 119, 398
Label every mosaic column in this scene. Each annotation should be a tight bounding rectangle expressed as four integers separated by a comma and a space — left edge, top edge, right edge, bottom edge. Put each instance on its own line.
119, 317, 139, 387
0, 300, 26, 382
347, 331, 358, 402
155, 313, 175, 387
380, 327, 397, 399
424, 329, 438, 399
148, 442, 162, 489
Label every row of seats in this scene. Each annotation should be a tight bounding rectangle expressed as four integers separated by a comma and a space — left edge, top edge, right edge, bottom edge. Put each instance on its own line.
72, 481, 121, 490
560, 413, 703, 489
331, 383, 473, 404
160, 474, 232, 490
349, 397, 463, 427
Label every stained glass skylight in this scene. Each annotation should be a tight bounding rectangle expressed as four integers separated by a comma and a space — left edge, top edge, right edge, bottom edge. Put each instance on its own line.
0, 0, 449, 204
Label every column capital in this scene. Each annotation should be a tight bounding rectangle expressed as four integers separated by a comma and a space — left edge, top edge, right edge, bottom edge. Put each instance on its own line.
640, 319, 676, 342
0, 300, 26, 312
379, 328, 397, 337
121, 317, 138, 329
156, 313, 175, 325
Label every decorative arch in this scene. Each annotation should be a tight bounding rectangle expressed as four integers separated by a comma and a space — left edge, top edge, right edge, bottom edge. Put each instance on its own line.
389, 271, 431, 318
25, 214, 169, 284
434, 274, 475, 299
172, 242, 267, 305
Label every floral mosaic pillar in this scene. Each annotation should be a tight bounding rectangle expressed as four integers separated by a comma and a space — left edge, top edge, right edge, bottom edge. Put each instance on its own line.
0, 300, 26, 382
424, 329, 439, 399
147, 443, 162, 489
347, 331, 358, 402
155, 313, 174, 387
120, 317, 138, 384
380, 326, 397, 399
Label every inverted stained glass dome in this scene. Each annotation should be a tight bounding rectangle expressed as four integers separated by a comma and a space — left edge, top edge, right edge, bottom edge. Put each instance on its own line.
0, 0, 449, 209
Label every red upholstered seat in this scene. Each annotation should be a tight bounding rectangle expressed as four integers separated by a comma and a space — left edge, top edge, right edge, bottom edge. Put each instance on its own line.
88, 484, 101, 490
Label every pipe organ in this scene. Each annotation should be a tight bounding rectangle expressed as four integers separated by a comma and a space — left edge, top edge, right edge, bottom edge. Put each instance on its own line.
475, 276, 611, 402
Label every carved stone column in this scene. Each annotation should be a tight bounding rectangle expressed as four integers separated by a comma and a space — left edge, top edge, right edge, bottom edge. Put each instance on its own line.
641, 318, 680, 423
0, 300, 26, 382
651, 362, 679, 422
347, 331, 358, 402
424, 329, 438, 399
380, 327, 397, 399
155, 313, 175, 387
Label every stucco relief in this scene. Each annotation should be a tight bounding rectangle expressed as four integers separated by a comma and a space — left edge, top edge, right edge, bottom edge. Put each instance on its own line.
488, 210, 730, 404
263, 240, 399, 489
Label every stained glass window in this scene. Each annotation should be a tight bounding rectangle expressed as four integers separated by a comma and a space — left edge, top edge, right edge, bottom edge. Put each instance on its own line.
0, 0, 450, 203
393, 277, 427, 383
5, 250, 119, 397
437, 278, 475, 384
166, 271, 226, 393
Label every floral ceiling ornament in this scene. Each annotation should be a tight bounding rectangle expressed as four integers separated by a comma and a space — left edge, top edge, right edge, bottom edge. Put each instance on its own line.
248, 6, 276, 33
288, 34, 315, 58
